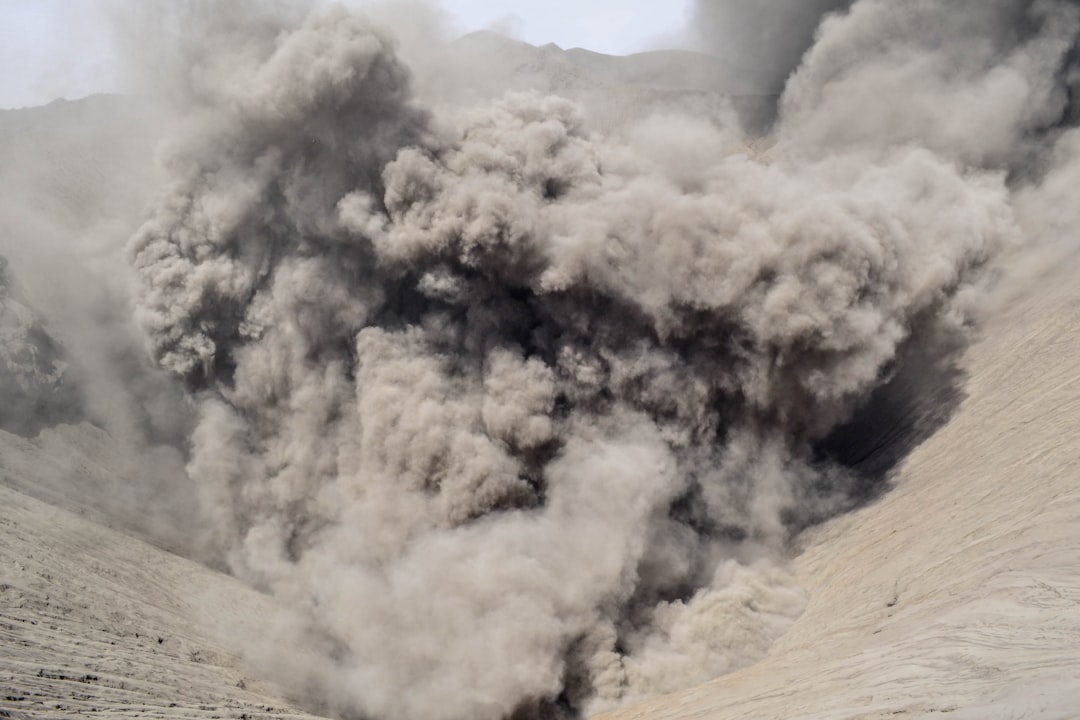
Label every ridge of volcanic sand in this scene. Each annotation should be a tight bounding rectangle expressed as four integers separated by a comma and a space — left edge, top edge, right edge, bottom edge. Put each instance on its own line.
596, 254, 1080, 719
0, 475, 328, 720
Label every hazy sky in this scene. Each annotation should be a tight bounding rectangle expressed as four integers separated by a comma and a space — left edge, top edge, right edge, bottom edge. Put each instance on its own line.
0, 0, 693, 109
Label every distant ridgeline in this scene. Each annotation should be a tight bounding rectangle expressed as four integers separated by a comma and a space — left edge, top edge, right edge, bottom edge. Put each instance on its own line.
0, 257, 82, 435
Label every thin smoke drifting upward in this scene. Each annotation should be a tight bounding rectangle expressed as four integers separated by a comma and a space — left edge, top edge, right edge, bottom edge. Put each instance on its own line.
127, 1, 1078, 718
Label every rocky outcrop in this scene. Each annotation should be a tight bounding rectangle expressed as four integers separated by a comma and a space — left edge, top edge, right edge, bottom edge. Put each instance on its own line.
0, 258, 81, 435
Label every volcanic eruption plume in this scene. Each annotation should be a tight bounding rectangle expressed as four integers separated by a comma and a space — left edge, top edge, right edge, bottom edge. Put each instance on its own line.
123, 1, 1080, 718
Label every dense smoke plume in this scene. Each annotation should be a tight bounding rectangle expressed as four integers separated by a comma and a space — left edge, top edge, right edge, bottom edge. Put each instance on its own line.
686, 0, 853, 93
117, 1, 1080, 719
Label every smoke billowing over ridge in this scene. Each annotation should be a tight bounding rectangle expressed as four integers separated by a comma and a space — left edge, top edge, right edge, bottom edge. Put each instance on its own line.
112, 1, 1080, 718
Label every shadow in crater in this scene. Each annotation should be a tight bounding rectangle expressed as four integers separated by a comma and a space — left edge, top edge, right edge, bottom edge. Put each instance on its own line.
815, 320, 971, 506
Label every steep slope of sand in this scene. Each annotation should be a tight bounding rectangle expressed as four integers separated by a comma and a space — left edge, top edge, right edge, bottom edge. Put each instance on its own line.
0, 474, 323, 720
598, 258, 1080, 718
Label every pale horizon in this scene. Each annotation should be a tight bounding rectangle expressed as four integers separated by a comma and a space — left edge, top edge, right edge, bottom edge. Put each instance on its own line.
0, 0, 693, 110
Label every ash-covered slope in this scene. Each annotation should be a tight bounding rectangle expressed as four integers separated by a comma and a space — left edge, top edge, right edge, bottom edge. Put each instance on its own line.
599, 255, 1080, 718
0, 466, 324, 720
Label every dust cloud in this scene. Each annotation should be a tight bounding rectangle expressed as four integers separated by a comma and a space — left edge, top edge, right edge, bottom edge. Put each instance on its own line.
4, 1, 1080, 719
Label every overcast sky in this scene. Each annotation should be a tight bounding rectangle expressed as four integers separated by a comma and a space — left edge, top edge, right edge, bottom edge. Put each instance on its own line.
0, 0, 693, 109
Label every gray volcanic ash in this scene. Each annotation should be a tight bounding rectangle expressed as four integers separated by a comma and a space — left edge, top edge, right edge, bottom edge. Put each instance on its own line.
3, 1, 1080, 719
121, 1, 1080, 719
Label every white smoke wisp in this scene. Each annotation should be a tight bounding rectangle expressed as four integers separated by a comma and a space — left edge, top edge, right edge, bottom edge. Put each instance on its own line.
0, 77, 198, 550
124, 1, 1080, 719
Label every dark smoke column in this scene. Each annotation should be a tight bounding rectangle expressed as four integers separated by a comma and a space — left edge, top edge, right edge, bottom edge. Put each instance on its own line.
125, 2, 1062, 719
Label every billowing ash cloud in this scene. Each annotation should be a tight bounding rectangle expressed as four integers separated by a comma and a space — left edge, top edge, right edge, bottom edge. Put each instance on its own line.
126, 1, 1080, 718
686, 0, 854, 93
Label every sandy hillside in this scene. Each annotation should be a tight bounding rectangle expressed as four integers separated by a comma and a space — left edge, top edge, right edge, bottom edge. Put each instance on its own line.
599, 257, 1080, 719
0, 454, 323, 720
